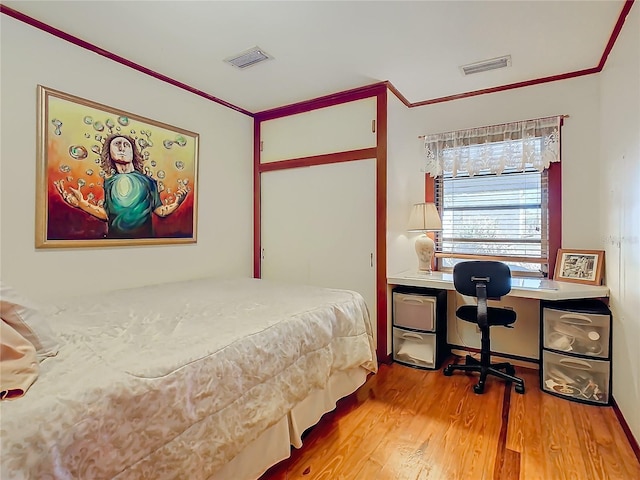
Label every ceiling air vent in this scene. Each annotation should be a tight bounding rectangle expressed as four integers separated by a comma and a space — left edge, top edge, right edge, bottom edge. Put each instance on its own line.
460, 55, 511, 75
224, 46, 273, 69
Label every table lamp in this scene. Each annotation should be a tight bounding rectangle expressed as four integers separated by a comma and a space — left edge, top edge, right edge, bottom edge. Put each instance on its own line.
407, 202, 442, 273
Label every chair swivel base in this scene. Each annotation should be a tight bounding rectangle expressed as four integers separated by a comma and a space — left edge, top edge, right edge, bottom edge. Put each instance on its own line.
443, 355, 525, 394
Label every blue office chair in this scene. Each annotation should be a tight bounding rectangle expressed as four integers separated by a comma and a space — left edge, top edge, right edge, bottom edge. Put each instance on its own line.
443, 261, 525, 394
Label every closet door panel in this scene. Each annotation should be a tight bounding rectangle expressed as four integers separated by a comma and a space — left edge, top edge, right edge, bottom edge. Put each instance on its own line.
260, 97, 376, 163
260, 168, 312, 284
260, 159, 376, 327
308, 160, 376, 303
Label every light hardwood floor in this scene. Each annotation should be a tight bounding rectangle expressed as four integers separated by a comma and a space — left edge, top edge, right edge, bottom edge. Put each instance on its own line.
261, 360, 640, 480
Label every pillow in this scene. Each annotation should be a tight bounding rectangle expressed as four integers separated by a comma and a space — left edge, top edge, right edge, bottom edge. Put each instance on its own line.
0, 282, 59, 360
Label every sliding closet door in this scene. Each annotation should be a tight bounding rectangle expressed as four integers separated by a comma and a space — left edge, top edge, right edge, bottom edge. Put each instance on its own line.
261, 159, 376, 325
260, 167, 313, 284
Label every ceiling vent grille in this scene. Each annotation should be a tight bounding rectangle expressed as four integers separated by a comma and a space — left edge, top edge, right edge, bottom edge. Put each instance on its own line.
224, 46, 273, 69
460, 55, 511, 75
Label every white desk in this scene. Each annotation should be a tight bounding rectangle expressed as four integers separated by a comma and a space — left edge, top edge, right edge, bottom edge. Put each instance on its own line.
387, 271, 609, 301
387, 271, 610, 365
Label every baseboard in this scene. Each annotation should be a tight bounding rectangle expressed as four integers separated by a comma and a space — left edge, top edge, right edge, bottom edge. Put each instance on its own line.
611, 396, 640, 464
449, 345, 539, 370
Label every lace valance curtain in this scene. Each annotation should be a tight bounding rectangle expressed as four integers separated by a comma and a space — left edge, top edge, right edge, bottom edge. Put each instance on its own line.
422, 116, 562, 177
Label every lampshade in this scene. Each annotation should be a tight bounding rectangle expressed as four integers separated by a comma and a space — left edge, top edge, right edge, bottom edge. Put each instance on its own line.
407, 203, 442, 232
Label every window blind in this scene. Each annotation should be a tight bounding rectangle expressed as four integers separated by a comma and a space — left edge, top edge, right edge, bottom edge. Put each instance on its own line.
435, 168, 549, 275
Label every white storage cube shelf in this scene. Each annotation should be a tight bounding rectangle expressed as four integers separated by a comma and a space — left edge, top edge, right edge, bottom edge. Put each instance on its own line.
542, 350, 610, 405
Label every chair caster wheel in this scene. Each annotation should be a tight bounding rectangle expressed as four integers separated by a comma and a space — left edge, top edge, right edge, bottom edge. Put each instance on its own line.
473, 382, 485, 394
515, 384, 525, 394
506, 365, 516, 376
443, 366, 453, 376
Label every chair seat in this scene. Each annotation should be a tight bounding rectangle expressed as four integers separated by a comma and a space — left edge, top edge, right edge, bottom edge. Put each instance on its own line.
457, 305, 517, 326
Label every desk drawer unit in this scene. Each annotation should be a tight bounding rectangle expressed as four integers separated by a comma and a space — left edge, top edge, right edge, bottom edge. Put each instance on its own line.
391, 287, 447, 370
393, 292, 436, 331
393, 327, 437, 369
540, 299, 612, 405
542, 350, 610, 405
543, 307, 610, 358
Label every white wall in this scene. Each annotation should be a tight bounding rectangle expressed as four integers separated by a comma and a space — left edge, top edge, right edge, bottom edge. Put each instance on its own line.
0, 16, 254, 302
599, 4, 640, 445
387, 74, 603, 279
386, 90, 426, 275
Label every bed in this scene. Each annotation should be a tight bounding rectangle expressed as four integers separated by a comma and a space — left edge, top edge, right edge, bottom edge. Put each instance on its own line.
0, 277, 377, 480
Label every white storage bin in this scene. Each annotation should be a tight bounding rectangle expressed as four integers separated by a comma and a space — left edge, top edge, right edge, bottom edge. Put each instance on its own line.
543, 307, 610, 358
393, 292, 436, 332
542, 350, 610, 405
392, 327, 436, 369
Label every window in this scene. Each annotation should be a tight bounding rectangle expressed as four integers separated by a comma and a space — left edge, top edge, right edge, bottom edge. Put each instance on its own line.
435, 167, 548, 276
422, 116, 562, 277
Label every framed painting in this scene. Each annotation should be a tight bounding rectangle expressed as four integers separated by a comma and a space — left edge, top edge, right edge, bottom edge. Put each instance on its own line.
553, 249, 605, 285
36, 85, 199, 248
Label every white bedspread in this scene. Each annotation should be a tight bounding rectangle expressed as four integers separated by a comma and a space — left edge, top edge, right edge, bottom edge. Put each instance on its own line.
0, 277, 377, 479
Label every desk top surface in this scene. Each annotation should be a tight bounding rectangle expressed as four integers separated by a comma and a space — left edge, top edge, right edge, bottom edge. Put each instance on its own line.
388, 271, 610, 301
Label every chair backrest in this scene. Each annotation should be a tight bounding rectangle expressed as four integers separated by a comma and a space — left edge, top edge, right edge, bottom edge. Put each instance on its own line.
453, 261, 512, 298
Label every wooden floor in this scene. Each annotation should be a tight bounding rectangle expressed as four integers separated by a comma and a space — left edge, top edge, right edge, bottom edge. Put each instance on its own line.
260, 360, 640, 480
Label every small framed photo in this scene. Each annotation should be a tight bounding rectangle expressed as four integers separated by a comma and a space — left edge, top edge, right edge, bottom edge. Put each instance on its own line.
554, 249, 605, 285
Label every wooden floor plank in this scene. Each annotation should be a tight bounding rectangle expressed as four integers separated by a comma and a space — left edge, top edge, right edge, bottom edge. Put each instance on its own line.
571, 400, 640, 480
541, 393, 593, 480
518, 369, 558, 480
358, 369, 442, 479
506, 377, 526, 454
498, 449, 521, 480
260, 360, 640, 480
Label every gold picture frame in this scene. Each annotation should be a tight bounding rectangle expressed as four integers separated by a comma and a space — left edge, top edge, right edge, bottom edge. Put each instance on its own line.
553, 249, 605, 285
36, 85, 199, 248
